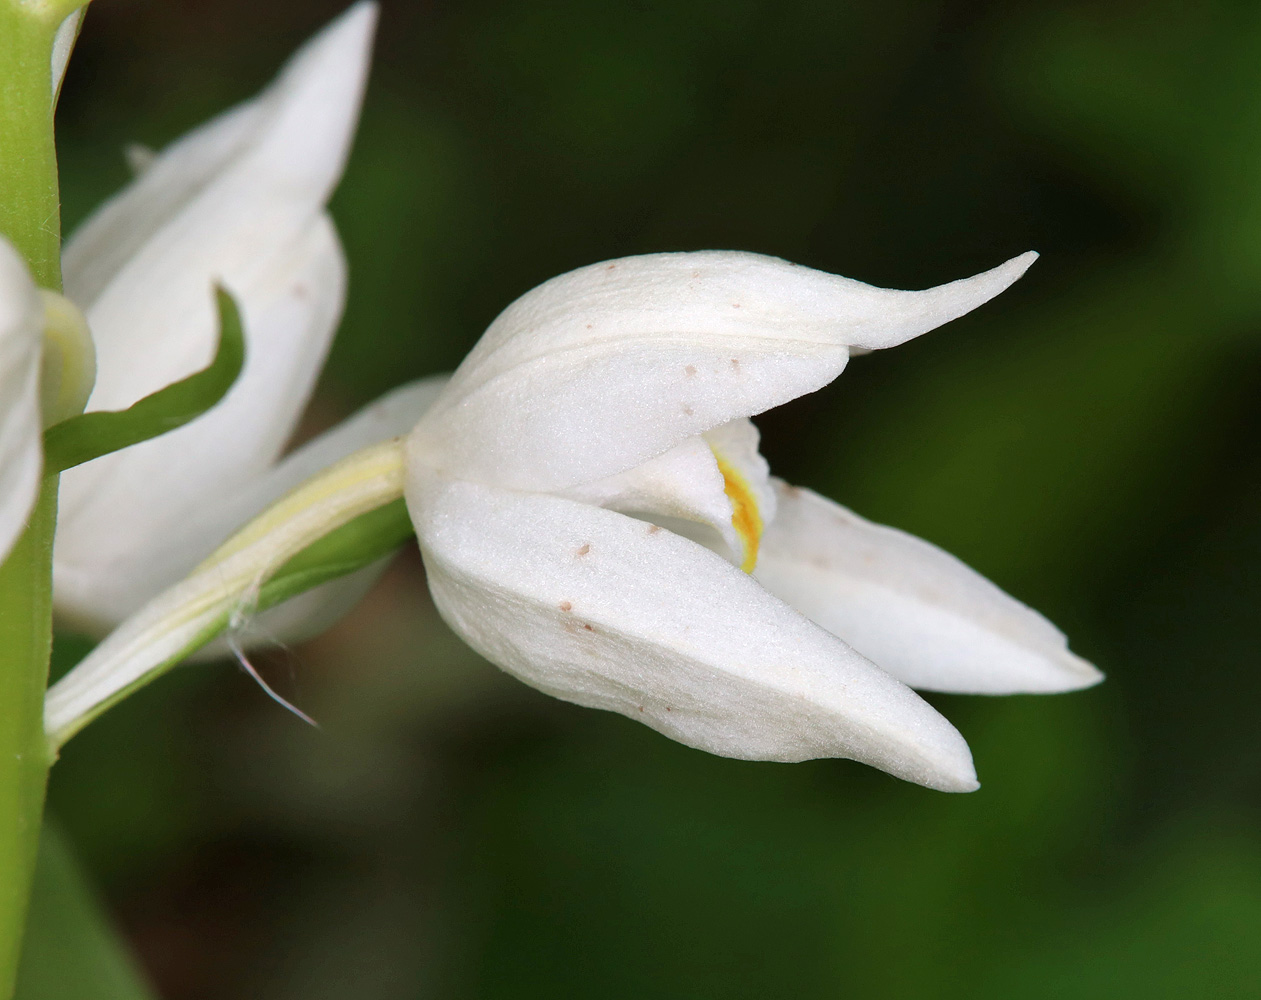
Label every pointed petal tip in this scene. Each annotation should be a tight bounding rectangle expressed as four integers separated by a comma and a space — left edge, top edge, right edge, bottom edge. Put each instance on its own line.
849, 249, 1042, 351
1055, 650, 1105, 691
916, 732, 980, 793
280, 0, 378, 95
335, 0, 381, 37
1003, 249, 1039, 281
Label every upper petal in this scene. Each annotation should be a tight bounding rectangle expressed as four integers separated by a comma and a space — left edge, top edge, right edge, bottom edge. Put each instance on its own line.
0, 240, 44, 565
406, 471, 979, 792
754, 480, 1103, 694
408, 250, 1035, 493
63, 1, 376, 409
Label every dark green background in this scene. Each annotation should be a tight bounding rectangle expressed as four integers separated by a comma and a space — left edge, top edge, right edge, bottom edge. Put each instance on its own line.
27, 0, 1261, 996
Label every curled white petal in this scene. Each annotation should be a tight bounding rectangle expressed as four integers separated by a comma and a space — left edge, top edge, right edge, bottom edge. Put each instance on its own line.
407, 471, 979, 792
409, 250, 1034, 493
0, 240, 44, 565
754, 480, 1103, 694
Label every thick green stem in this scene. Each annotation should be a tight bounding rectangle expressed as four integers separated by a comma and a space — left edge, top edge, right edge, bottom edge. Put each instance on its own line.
0, 3, 74, 996
0, 488, 57, 1000
0, 5, 64, 290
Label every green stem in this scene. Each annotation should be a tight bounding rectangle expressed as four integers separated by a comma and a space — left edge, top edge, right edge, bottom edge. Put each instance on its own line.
0, 488, 57, 1000
0, 4, 65, 290
0, 3, 76, 996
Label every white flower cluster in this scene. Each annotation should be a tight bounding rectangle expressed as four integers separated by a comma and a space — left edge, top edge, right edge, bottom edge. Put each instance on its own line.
6, 3, 1099, 792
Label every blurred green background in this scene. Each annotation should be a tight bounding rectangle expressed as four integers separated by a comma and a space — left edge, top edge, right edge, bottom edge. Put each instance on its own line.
19, 0, 1261, 996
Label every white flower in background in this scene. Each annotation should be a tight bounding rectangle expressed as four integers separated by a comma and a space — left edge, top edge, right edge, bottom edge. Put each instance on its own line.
0, 239, 44, 565
402, 251, 1102, 792
52, 1, 425, 639
46, 250, 1103, 790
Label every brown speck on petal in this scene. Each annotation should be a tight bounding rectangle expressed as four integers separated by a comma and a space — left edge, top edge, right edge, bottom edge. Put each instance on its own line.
559, 601, 572, 612
730, 358, 740, 370
583, 623, 594, 631
647, 524, 662, 535
682, 404, 694, 416
576, 543, 590, 556
606, 263, 616, 270
684, 364, 697, 377
732, 302, 741, 308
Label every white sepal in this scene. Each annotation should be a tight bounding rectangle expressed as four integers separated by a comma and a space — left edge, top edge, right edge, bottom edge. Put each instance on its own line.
0, 240, 44, 565
408, 250, 1035, 493
46, 438, 408, 748
407, 471, 979, 792
55, 3, 378, 630
57, 375, 446, 637
197, 376, 448, 652
62, 1, 376, 330
754, 480, 1103, 694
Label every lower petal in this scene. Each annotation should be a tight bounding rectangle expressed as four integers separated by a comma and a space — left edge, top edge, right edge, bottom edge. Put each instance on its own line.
407, 472, 979, 792
754, 480, 1103, 694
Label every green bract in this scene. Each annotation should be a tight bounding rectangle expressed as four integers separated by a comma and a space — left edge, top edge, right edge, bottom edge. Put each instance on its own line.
42, 287, 245, 475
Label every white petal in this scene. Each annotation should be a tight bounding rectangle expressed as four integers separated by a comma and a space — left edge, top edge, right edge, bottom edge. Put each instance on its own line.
407, 472, 979, 792
46, 438, 408, 747
64, 1, 376, 407
62, 99, 267, 310
200, 376, 448, 651
50, 9, 84, 108
0, 241, 44, 565
56, 215, 345, 625
703, 419, 775, 519
56, 375, 445, 636
56, 3, 377, 620
561, 436, 740, 562
408, 250, 1034, 493
563, 418, 777, 570
754, 480, 1103, 694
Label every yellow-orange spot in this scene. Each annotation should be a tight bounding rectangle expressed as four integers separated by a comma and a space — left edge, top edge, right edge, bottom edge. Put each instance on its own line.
713, 453, 763, 573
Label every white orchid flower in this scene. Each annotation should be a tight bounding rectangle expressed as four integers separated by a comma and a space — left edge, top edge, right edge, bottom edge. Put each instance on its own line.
51, 2, 412, 638
0, 238, 44, 565
401, 250, 1101, 791
47, 248, 1102, 792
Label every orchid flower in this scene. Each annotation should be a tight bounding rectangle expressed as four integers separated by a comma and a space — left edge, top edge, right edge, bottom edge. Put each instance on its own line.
50, 2, 424, 641
401, 251, 1101, 791
47, 249, 1102, 792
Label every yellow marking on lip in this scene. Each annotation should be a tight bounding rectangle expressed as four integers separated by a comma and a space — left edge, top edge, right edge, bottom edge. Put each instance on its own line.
713, 452, 763, 573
